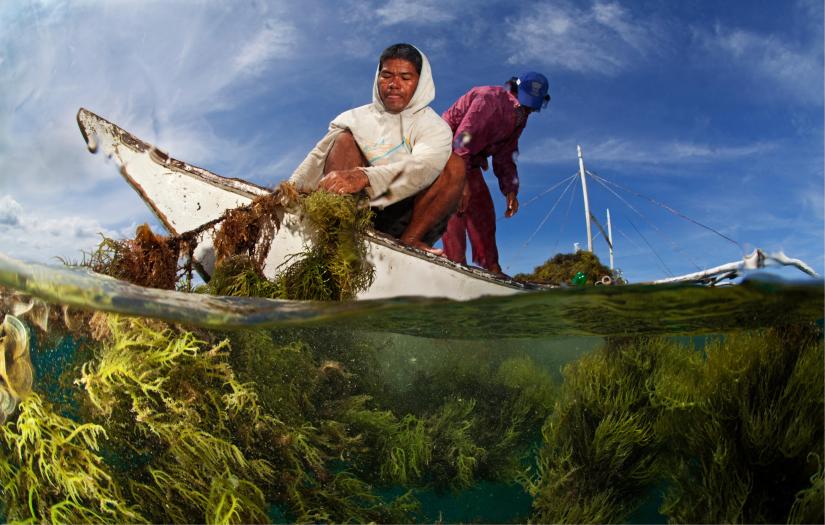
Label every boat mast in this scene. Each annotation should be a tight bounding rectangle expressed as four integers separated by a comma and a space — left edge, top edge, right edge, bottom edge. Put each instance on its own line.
577, 145, 593, 252
607, 208, 614, 270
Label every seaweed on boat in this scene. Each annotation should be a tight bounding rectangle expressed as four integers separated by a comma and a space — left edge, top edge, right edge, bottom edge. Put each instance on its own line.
204, 255, 282, 299
84, 224, 179, 290
80, 185, 374, 302
212, 189, 287, 272
514, 250, 617, 286
275, 190, 375, 301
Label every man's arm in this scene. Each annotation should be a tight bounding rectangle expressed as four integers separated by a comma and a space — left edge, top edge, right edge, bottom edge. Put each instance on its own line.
492, 133, 522, 218
450, 94, 502, 165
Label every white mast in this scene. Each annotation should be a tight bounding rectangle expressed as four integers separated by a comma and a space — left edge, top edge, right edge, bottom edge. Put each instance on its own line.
577, 145, 593, 252
607, 208, 614, 270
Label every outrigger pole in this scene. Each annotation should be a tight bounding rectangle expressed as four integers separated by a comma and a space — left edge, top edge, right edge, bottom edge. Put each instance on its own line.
577, 145, 593, 252
607, 208, 614, 270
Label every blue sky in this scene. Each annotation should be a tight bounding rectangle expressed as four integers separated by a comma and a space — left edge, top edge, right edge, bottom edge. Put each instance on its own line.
0, 0, 822, 283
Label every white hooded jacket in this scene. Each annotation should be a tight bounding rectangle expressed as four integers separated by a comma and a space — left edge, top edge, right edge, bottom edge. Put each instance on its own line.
289, 49, 452, 208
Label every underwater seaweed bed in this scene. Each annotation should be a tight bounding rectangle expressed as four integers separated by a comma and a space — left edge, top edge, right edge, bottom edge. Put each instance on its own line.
0, 301, 823, 523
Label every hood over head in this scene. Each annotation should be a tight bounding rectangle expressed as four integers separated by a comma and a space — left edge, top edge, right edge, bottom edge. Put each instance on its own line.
372, 45, 435, 115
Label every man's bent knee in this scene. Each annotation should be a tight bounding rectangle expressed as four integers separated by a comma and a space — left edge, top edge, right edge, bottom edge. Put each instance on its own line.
324, 130, 364, 174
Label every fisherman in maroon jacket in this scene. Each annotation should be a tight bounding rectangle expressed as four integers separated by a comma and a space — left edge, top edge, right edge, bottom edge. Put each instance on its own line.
441, 72, 550, 274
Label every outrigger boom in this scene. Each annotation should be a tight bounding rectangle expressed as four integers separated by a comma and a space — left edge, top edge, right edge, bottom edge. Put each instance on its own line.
648, 249, 820, 285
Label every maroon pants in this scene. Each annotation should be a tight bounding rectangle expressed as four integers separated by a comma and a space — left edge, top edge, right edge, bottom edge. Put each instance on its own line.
442, 167, 499, 270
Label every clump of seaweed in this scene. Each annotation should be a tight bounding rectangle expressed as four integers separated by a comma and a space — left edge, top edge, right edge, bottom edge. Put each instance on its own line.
338, 349, 556, 493
77, 183, 374, 302
514, 250, 617, 285
84, 224, 179, 289
275, 191, 374, 301
76, 315, 275, 524
217, 327, 422, 523
526, 336, 682, 523
212, 192, 284, 272
0, 392, 144, 523
336, 395, 432, 485
527, 325, 824, 524
655, 324, 825, 524
205, 255, 282, 298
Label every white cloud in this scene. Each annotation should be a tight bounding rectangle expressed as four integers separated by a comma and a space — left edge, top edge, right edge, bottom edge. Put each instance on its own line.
505, 1, 667, 74
0, 196, 23, 226
234, 22, 298, 76
520, 137, 777, 166
374, 0, 457, 26
692, 23, 823, 106
0, 194, 124, 263
0, 3, 301, 220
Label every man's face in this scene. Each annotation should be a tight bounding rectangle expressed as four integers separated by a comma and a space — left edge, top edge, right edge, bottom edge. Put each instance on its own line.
378, 58, 420, 114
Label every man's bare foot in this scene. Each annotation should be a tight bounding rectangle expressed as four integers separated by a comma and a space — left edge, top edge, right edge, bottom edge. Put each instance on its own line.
402, 237, 444, 255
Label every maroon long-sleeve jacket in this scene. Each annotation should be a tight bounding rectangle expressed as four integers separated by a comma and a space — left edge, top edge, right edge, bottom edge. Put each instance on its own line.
441, 85, 528, 197
440, 86, 529, 271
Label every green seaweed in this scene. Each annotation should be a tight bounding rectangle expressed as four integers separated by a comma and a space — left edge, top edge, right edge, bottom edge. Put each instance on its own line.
205, 256, 282, 299
527, 326, 824, 524
527, 336, 687, 523
514, 250, 617, 285
75, 315, 275, 523
656, 325, 825, 523
276, 191, 375, 301
0, 393, 144, 524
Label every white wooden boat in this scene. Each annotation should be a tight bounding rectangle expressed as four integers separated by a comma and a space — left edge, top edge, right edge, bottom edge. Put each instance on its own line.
76, 108, 538, 300
76, 108, 818, 296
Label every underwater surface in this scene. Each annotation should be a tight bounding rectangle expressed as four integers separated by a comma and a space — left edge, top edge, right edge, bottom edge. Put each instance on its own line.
0, 253, 823, 523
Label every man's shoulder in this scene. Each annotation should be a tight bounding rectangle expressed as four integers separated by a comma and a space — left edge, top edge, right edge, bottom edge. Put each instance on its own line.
333, 103, 375, 123
412, 107, 452, 136
450, 86, 508, 109
473, 85, 509, 99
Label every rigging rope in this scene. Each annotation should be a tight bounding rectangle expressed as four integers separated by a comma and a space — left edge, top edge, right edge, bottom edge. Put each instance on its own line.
551, 177, 579, 254
586, 170, 743, 251
587, 171, 704, 272
521, 174, 580, 248
624, 218, 674, 277
518, 172, 580, 211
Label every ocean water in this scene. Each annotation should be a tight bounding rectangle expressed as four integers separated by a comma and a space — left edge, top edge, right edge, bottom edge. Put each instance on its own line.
0, 253, 822, 523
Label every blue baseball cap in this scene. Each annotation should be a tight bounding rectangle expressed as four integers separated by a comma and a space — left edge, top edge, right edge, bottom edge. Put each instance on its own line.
516, 72, 550, 111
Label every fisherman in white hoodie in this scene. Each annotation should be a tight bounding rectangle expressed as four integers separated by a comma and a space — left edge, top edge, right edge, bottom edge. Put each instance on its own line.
290, 43, 464, 253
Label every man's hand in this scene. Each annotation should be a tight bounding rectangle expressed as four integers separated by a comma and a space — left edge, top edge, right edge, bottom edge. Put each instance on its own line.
319, 169, 369, 194
505, 192, 519, 218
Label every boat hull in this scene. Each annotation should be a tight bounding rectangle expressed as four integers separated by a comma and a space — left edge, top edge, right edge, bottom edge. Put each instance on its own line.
77, 108, 532, 300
